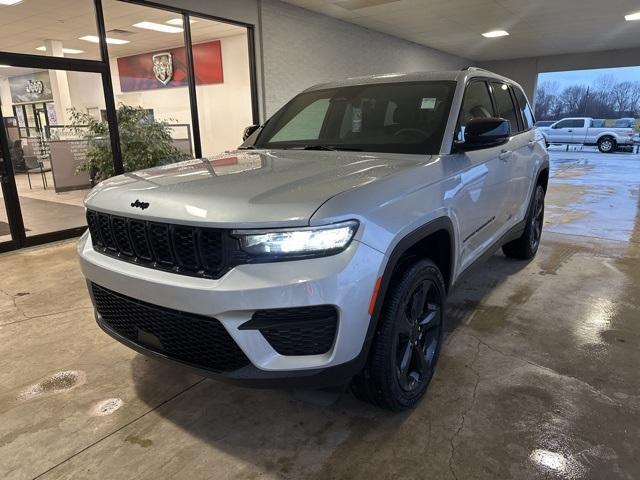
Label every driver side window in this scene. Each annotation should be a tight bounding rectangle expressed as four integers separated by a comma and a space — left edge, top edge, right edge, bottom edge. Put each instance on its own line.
457, 80, 494, 140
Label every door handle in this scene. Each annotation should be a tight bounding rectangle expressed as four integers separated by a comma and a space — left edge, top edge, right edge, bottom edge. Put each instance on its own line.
568, 129, 573, 133
499, 149, 512, 161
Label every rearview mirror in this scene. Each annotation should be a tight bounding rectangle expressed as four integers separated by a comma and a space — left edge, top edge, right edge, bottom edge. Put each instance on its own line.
457, 118, 510, 151
243, 124, 260, 141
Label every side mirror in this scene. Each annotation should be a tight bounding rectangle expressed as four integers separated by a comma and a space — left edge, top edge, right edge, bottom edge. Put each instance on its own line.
243, 124, 260, 141
457, 118, 510, 151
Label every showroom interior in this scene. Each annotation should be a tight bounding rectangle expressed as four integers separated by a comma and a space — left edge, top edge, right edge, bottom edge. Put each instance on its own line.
1, 0, 639, 478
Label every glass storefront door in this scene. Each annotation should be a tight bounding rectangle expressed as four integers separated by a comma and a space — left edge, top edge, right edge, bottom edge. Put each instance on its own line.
0, 142, 16, 246
0, 66, 113, 243
0, 0, 258, 253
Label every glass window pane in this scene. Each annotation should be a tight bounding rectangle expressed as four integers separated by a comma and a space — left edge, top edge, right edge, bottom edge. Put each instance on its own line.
460, 81, 494, 126
491, 82, 520, 133
1, 66, 112, 237
514, 88, 535, 129
103, 0, 196, 170
190, 16, 254, 156
0, 0, 101, 60
271, 99, 330, 142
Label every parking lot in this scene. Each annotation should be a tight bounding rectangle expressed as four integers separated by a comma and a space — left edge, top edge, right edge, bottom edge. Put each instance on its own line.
1, 148, 639, 480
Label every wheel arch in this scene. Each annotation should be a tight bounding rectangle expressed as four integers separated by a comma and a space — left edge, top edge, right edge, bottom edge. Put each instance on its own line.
536, 166, 549, 192
358, 217, 455, 363
597, 133, 616, 143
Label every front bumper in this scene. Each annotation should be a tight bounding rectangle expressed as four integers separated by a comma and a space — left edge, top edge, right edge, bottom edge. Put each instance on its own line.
78, 232, 385, 387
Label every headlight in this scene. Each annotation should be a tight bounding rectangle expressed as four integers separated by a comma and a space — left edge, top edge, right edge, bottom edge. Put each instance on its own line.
233, 220, 359, 259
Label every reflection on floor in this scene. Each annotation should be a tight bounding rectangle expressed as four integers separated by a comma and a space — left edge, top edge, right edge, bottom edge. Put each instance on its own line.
0, 169, 88, 242
1, 150, 640, 479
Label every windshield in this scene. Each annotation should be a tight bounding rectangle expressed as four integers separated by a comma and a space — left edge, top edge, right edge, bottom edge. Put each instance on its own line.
253, 81, 456, 155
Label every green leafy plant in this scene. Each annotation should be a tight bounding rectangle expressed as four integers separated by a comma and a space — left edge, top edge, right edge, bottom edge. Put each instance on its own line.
70, 104, 191, 181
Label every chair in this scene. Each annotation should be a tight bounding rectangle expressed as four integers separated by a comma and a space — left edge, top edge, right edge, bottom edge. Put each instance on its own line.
23, 156, 51, 190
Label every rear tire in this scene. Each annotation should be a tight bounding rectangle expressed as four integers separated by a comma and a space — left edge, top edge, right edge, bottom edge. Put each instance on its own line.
502, 184, 545, 260
598, 136, 616, 153
351, 259, 445, 411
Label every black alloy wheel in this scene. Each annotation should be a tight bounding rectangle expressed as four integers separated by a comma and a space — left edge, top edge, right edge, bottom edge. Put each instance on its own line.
395, 279, 442, 392
502, 184, 545, 260
351, 258, 445, 411
529, 187, 544, 252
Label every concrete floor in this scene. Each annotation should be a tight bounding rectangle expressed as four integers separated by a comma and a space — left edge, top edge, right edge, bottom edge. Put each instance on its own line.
1, 149, 639, 480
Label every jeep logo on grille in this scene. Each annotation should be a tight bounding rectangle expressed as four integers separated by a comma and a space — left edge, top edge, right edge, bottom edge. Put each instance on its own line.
130, 199, 150, 210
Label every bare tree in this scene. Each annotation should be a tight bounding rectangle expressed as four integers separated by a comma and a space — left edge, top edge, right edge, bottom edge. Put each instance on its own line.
534, 75, 640, 121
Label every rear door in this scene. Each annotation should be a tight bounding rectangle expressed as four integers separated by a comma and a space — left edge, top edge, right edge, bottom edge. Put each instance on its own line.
490, 81, 531, 227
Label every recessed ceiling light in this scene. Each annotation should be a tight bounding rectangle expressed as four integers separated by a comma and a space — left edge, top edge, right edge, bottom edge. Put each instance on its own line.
36, 46, 85, 54
133, 21, 183, 33
625, 11, 640, 21
166, 17, 196, 26
0, 0, 24, 5
79, 35, 130, 45
482, 30, 509, 38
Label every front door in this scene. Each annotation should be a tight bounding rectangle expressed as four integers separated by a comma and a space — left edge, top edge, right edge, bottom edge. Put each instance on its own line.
453, 79, 512, 271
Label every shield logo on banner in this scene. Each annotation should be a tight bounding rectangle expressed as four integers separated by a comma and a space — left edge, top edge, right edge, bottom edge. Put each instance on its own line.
152, 52, 173, 86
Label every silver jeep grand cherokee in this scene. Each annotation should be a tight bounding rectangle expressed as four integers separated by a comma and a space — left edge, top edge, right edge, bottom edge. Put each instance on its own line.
79, 67, 548, 411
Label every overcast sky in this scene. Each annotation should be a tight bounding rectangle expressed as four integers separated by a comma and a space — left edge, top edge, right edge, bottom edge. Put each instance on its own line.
538, 66, 640, 88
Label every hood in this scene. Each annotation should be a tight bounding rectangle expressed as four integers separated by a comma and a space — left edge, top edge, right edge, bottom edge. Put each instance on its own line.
85, 149, 428, 228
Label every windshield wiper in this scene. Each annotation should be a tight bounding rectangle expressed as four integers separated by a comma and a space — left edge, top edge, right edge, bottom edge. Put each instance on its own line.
286, 144, 362, 151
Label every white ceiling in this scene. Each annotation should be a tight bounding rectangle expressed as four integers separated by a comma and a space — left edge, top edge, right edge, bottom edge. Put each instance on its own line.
283, 0, 640, 61
0, 0, 246, 62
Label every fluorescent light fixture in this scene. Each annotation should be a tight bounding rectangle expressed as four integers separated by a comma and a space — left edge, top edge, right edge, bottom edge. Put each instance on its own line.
625, 11, 640, 21
0, 64, 11, 68
0, 0, 24, 5
482, 30, 509, 38
166, 17, 195, 26
79, 35, 130, 45
36, 46, 85, 54
133, 21, 183, 33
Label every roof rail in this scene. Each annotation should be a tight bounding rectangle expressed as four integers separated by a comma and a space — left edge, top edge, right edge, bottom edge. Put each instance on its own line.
461, 66, 490, 72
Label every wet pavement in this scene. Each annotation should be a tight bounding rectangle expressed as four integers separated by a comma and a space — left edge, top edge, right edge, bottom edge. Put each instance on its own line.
1, 149, 639, 479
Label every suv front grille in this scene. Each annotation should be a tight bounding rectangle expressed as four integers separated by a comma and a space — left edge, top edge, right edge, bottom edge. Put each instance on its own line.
91, 283, 250, 373
86, 210, 247, 279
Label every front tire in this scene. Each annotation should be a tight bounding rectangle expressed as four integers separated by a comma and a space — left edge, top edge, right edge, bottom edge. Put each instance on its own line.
598, 136, 616, 153
351, 259, 445, 411
502, 184, 545, 259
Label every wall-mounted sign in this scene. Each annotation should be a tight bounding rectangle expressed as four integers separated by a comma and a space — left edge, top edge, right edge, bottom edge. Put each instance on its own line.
9, 72, 53, 104
117, 40, 223, 93
152, 52, 173, 86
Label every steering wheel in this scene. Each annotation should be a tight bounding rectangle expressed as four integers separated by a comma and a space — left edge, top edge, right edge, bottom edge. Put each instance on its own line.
393, 128, 428, 139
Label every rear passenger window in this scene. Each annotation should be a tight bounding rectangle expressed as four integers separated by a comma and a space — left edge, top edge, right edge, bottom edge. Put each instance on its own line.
491, 82, 520, 133
513, 87, 535, 130
458, 81, 494, 140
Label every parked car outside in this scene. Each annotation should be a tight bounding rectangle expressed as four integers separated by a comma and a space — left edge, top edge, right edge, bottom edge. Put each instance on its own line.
78, 68, 549, 411
542, 117, 635, 152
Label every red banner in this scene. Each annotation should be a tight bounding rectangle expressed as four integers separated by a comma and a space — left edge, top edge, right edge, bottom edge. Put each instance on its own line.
117, 40, 223, 92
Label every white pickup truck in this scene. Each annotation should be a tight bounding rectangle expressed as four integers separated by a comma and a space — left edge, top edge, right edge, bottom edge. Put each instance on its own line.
541, 117, 635, 153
